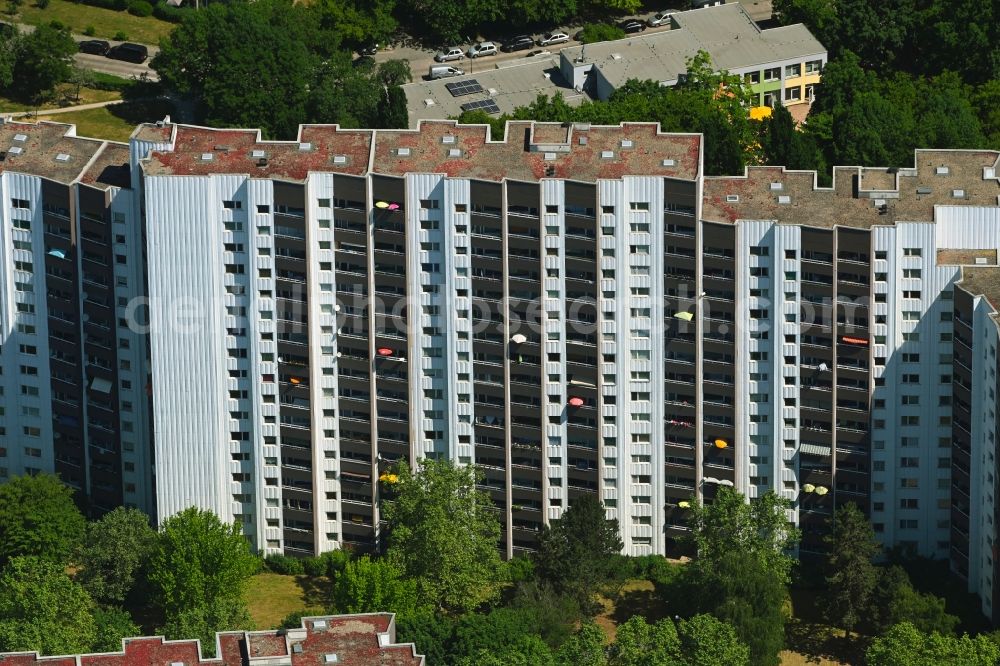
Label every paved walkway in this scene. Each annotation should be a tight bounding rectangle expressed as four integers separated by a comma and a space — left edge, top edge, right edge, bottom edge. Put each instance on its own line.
2, 98, 122, 121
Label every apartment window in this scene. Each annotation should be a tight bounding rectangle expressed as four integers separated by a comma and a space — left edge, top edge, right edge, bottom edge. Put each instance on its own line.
901, 415, 919, 426
903, 268, 922, 279
903, 248, 922, 257
903, 290, 921, 299
805, 59, 822, 74
899, 519, 918, 529
745, 71, 761, 84
902, 311, 919, 321
784, 86, 802, 101
900, 457, 919, 468
902, 353, 920, 363
785, 63, 801, 77
940, 311, 953, 321
764, 67, 781, 81
629, 201, 650, 211
901, 395, 919, 405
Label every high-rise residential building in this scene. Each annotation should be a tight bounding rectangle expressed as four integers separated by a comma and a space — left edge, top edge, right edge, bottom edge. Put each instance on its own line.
0, 121, 154, 514
4, 117, 1000, 619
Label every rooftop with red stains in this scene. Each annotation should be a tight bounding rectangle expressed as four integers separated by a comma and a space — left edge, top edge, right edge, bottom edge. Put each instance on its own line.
702, 150, 1000, 228
137, 119, 701, 183
0, 121, 108, 185
0, 613, 424, 666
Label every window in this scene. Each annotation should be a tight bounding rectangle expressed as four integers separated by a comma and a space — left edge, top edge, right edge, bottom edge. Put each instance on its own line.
784, 86, 802, 101
903, 248, 922, 257
785, 63, 801, 77
900, 457, 919, 468
903, 268, 922, 278
222, 200, 242, 209
11, 198, 30, 209
903, 290, 921, 299
764, 67, 781, 81
629, 201, 650, 211
745, 71, 761, 84
805, 59, 822, 74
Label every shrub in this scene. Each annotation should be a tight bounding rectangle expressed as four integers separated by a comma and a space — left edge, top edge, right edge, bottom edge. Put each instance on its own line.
113, 30, 129, 41
89, 71, 135, 92
152, 0, 185, 22
301, 556, 326, 578
35, 0, 50, 8
127, 0, 151, 16
84, 25, 96, 36
576, 22, 626, 44
263, 554, 304, 576
321, 549, 352, 578
507, 556, 535, 584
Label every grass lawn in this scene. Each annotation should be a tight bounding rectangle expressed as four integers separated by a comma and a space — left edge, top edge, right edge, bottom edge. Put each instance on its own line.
16, 0, 175, 44
0, 86, 121, 113
244, 573, 333, 630
51, 98, 173, 141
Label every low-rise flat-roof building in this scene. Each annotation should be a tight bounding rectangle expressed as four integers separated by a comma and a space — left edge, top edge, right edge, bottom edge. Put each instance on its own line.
559, 3, 826, 107
0, 613, 424, 665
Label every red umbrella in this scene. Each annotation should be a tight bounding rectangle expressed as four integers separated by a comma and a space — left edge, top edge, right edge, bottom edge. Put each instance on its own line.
377, 347, 394, 356
568, 396, 585, 407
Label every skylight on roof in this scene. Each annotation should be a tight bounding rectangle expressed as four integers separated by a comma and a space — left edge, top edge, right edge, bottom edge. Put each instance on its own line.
251, 149, 266, 158
397, 147, 411, 156
201, 153, 213, 161
13, 133, 27, 142
8, 146, 22, 155
662, 159, 675, 166
299, 142, 312, 151
55, 153, 70, 162
332, 155, 347, 164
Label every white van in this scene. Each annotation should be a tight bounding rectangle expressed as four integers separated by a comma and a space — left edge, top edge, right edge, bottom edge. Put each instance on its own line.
429, 65, 466, 80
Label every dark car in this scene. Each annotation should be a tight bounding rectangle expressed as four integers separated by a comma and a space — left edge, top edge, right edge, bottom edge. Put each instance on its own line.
501, 35, 534, 52
108, 42, 148, 63
620, 19, 647, 33
78, 39, 111, 56
359, 43, 378, 56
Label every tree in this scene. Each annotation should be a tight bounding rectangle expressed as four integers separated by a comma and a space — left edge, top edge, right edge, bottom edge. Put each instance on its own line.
557, 623, 607, 666
677, 614, 751, 666
160, 597, 254, 657
0, 557, 97, 655
449, 607, 547, 663
576, 22, 626, 44
868, 565, 959, 636
384, 459, 505, 613
535, 493, 622, 613
332, 555, 422, 619
396, 611, 455, 665
823, 503, 880, 636
608, 616, 680, 666
78, 507, 157, 604
685, 486, 798, 584
91, 607, 140, 653
702, 551, 786, 666
0, 28, 18, 89
11, 23, 77, 101
457, 635, 555, 666
313, 0, 397, 48
147, 508, 258, 642
866, 622, 1000, 666
0, 473, 86, 568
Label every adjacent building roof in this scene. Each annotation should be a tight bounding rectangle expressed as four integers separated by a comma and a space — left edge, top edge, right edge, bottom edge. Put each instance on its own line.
404, 57, 585, 124
558, 3, 825, 91
0, 121, 111, 185
0, 613, 424, 666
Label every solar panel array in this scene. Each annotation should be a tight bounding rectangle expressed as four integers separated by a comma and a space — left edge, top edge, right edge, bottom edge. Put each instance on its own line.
460, 99, 501, 114
445, 79, 484, 97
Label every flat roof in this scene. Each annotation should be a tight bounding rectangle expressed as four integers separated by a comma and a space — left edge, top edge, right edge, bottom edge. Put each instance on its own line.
559, 3, 825, 88
702, 150, 1000, 228
957, 266, 1000, 317
142, 124, 373, 180
938, 249, 998, 266
0, 121, 108, 185
141, 120, 702, 183
404, 57, 585, 124
80, 143, 131, 190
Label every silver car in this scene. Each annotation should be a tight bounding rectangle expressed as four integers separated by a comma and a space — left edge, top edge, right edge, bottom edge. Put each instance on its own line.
648, 11, 675, 26
434, 47, 465, 62
538, 32, 570, 46
467, 41, 498, 58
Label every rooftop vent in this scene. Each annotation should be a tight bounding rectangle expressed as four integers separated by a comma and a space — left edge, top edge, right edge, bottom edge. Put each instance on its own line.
170, 662, 185, 666
769, 182, 783, 191
487, 87, 498, 96
543, 152, 557, 160
952, 189, 965, 198
600, 150, 614, 159
620, 139, 633, 148
976, 257, 989, 265
662, 159, 675, 167
55, 153, 70, 162
13, 133, 27, 142
201, 153, 213, 161
985, 167, 996, 179
313, 620, 328, 630
935, 166, 949, 175
916, 186, 932, 194
332, 155, 347, 164
8, 146, 22, 155
441, 135, 456, 144
298, 142, 312, 151
424, 98, 435, 107
251, 149, 265, 158
397, 147, 411, 156
726, 195, 739, 203
611, 53, 622, 60
213, 145, 230, 152
777, 195, 791, 204
448, 148, 462, 157
578, 136, 588, 145
292, 644, 304, 654
324, 655, 339, 664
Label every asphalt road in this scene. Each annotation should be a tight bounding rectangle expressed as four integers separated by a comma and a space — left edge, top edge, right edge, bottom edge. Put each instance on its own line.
14, 22, 159, 81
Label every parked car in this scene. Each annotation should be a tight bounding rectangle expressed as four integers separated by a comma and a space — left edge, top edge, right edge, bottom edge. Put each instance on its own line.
525, 49, 552, 58
538, 31, 570, 47
429, 65, 466, 80
501, 35, 535, 52
467, 41, 498, 58
359, 43, 378, 56
108, 42, 148, 63
647, 11, 675, 27
620, 19, 647, 34
78, 39, 111, 56
434, 47, 465, 62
